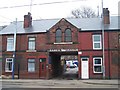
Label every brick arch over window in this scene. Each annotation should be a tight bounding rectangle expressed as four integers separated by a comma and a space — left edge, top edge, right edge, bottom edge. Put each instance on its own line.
65, 28, 72, 42
55, 28, 62, 43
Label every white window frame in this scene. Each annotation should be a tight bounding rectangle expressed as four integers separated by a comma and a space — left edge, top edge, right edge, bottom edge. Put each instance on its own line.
5, 58, 13, 72
92, 35, 102, 50
7, 37, 14, 51
93, 57, 102, 73
28, 37, 35, 50
28, 59, 35, 72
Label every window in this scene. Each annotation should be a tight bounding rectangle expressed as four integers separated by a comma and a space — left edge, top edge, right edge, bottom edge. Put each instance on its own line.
93, 57, 102, 73
65, 29, 72, 42
7, 37, 14, 51
28, 59, 35, 72
5, 58, 13, 72
56, 29, 62, 43
93, 35, 102, 49
28, 37, 35, 50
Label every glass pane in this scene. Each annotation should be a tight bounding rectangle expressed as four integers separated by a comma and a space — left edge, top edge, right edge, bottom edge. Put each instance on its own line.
65, 36, 72, 42
95, 59, 101, 64
28, 38, 35, 50
40, 58, 46, 62
56, 29, 62, 37
8, 62, 12, 71
94, 35, 100, 41
29, 41, 35, 50
29, 38, 35, 40
28, 59, 35, 62
56, 29, 62, 43
65, 29, 71, 36
94, 66, 102, 72
7, 37, 14, 51
94, 43, 100, 48
65, 29, 72, 42
56, 37, 61, 43
28, 63, 35, 72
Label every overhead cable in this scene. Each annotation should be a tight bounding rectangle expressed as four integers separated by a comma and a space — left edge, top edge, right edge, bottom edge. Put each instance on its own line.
0, 0, 86, 9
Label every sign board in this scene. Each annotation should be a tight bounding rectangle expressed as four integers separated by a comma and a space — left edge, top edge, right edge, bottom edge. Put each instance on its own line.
49, 49, 78, 52
78, 51, 82, 55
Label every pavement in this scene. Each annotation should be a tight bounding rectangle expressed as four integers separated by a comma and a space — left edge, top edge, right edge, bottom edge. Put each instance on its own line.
0, 79, 119, 89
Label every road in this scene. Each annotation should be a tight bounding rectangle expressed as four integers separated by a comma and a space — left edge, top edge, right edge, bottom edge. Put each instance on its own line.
0, 79, 119, 90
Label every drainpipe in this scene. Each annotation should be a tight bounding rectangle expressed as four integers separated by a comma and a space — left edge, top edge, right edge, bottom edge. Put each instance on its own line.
108, 32, 110, 79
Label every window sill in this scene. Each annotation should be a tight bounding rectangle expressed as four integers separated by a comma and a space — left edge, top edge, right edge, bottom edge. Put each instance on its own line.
54, 42, 73, 45
26, 50, 37, 52
94, 72, 103, 74
5, 71, 12, 73
93, 48, 102, 50
28, 71, 35, 73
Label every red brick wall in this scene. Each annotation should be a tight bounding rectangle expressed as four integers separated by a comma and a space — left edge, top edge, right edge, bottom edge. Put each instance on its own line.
78, 31, 110, 79
108, 31, 119, 79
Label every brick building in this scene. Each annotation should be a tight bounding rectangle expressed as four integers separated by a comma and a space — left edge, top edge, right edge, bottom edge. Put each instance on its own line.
0, 8, 119, 79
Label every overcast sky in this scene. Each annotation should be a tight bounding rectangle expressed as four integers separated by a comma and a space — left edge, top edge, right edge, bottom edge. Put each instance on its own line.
0, 0, 119, 26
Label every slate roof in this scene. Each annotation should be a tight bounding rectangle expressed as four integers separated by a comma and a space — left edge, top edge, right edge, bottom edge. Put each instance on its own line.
0, 16, 119, 35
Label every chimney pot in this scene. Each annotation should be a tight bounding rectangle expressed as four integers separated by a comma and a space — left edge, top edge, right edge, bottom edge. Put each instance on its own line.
103, 8, 110, 24
24, 12, 32, 28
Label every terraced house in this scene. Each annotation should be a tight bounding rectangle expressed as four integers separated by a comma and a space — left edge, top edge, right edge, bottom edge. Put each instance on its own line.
0, 8, 120, 79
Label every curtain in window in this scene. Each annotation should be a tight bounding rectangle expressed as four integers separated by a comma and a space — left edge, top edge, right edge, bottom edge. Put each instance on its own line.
28, 59, 35, 72
7, 37, 14, 51
28, 37, 35, 50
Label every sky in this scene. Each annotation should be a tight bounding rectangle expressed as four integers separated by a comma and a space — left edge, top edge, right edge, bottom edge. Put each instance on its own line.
0, 0, 119, 26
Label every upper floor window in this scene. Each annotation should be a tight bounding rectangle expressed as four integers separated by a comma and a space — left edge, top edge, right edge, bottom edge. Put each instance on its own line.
55, 29, 62, 43
93, 35, 102, 50
5, 58, 13, 72
28, 37, 35, 50
65, 29, 72, 42
7, 37, 14, 51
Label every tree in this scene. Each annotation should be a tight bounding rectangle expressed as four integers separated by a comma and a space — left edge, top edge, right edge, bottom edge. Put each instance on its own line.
71, 6, 97, 18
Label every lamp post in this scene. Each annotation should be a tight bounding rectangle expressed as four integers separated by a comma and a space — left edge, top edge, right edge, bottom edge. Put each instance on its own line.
101, 0, 105, 79
12, 18, 17, 79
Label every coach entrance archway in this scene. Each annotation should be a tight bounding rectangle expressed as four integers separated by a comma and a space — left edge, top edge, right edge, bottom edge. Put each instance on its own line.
48, 49, 79, 79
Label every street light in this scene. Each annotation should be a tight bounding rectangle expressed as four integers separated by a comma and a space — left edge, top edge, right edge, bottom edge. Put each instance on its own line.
101, 0, 105, 79
12, 18, 17, 79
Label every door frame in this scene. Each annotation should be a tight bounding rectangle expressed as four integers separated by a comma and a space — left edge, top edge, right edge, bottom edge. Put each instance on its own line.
81, 57, 89, 79
39, 58, 46, 78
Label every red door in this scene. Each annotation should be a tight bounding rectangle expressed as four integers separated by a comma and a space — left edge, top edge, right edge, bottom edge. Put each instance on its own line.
39, 58, 46, 78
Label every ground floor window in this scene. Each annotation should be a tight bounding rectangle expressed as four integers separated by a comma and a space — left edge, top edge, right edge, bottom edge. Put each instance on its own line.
5, 58, 13, 72
93, 57, 102, 73
28, 59, 35, 72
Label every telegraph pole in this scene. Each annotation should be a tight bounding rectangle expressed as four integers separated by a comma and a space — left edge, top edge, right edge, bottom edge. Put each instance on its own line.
101, 0, 105, 79
12, 18, 17, 79
30, 0, 33, 13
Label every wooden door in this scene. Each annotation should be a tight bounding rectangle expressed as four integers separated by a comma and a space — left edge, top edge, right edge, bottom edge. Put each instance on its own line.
39, 58, 46, 78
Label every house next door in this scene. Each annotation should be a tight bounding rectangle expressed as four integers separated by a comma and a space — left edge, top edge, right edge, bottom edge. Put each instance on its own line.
39, 58, 46, 78
81, 58, 89, 79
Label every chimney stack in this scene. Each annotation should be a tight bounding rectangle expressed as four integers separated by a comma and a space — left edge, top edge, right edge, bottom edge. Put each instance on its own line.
103, 8, 110, 24
24, 12, 32, 28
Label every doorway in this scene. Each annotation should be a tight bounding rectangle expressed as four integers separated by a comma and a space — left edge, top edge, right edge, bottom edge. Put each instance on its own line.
81, 58, 89, 79
39, 58, 46, 78
50, 52, 78, 79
